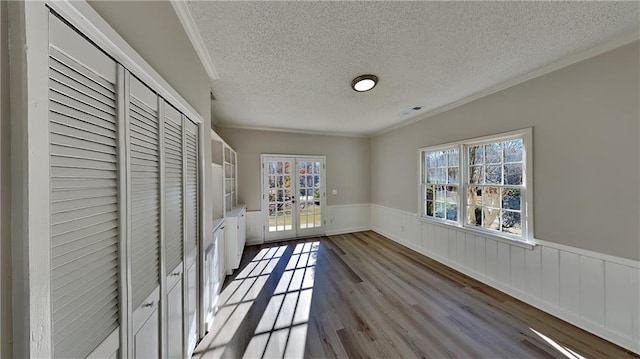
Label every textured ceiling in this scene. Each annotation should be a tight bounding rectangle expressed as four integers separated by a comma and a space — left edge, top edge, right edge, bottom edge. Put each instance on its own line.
186, 1, 639, 136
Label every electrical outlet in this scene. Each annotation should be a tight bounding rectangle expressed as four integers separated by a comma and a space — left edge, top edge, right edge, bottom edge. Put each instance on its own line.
400, 225, 405, 232
330, 218, 333, 224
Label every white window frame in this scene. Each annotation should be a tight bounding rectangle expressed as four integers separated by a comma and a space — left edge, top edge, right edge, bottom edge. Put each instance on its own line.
420, 145, 460, 222
418, 128, 534, 245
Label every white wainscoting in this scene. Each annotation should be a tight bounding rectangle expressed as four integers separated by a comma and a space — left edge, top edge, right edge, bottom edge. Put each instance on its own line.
245, 210, 264, 245
326, 204, 371, 236
244, 204, 371, 245
370, 204, 640, 355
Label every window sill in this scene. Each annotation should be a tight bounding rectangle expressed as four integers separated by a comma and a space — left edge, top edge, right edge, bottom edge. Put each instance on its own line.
415, 215, 536, 250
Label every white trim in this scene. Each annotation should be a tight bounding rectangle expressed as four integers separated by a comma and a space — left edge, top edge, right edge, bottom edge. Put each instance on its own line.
116, 65, 130, 359
216, 123, 370, 139
9, 2, 52, 357
157, 97, 168, 359
374, 31, 640, 136
326, 227, 370, 236
416, 216, 535, 250
260, 154, 328, 241
417, 128, 534, 245
370, 203, 640, 354
169, 0, 219, 82
371, 202, 639, 269
324, 203, 370, 209
45, 0, 205, 125
123, 69, 134, 359
536, 239, 640, 269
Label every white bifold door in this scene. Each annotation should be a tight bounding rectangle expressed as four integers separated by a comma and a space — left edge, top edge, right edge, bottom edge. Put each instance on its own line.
47, 11, 201, 358
262, 155, 326, 242
49, 14, 121, 359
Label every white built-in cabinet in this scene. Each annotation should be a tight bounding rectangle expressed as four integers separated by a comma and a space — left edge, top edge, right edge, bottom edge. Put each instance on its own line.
210, 131, 247, 276
225, 206, 247, 274
14, 6, 204, 358
203, 224, 225, 331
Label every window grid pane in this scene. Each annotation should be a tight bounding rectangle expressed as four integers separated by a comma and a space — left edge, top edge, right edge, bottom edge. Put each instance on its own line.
463, 138, 525, 237
421, 134, 527, 240
422, 148, 459, 221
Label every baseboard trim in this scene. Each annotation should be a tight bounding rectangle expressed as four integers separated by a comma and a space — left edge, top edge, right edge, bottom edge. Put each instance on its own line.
326, 227, 370, 236
370, 220, 640, 355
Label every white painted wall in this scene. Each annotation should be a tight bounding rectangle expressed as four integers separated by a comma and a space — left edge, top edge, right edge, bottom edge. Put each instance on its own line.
371, 41, 640, 260
0, 1, 12, 357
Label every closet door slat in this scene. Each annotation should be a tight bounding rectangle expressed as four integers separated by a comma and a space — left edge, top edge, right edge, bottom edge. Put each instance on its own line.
48, 21, 119, 358
129, 77, 161, 309
164, 105, 183, 272
184, 119, 199, 255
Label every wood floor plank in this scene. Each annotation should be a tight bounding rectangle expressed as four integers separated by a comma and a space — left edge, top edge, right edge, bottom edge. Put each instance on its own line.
197, 231, 639, 359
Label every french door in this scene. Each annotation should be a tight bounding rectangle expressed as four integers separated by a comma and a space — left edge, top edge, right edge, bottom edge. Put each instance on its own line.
262, 155, 326, 241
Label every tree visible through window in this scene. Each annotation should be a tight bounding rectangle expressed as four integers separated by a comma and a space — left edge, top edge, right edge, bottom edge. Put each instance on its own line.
419, 129, 532, 243
466, 139, 524, 236
422, 148, 459, 221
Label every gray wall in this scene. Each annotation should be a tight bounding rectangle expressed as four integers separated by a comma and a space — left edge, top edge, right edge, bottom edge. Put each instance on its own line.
216, 128, 371, 211
88, 1, 210, 122
0, 1, 11, 357
371, 41, 640, 260
89, 1, 215, 246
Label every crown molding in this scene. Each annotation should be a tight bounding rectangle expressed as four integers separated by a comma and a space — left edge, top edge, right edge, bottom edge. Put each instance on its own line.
48, 0, 205, 125
215, 123, 370, 138
372, 31, 640, 137
170, 0, 219, 83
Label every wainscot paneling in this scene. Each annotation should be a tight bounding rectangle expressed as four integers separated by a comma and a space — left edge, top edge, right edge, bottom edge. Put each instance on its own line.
370, 204, 640, 355
244, 204, 371, 245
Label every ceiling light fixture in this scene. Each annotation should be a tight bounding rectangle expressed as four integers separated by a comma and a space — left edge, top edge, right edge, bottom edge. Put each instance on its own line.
351, 74, 378, 92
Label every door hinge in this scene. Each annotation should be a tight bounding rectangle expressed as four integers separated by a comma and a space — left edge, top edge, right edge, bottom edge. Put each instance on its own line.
324, 220, 326, 225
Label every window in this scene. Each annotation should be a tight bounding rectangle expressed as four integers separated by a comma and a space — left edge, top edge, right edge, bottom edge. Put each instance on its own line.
419, 129, 533, 243
421, 148, 459, 221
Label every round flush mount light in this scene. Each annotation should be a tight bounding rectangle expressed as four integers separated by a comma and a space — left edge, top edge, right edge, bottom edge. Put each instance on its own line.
351, 74, 378, 92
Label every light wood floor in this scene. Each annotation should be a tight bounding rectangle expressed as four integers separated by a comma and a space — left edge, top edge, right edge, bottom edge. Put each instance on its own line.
194, 231, 639, 359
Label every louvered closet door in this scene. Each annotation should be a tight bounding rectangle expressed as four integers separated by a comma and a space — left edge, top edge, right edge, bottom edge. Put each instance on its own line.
184, 119, 199, 259
128, 76, 161, 309
164, 104, 183, 274
184, 118, 199, 354
48, 14, 120, 359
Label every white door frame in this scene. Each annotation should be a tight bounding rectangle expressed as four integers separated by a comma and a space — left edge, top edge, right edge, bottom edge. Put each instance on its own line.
261, 154, 326, 242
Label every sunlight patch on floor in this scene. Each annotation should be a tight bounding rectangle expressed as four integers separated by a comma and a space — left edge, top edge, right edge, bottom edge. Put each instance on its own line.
193, 245, 288, 358
243, 242, 318, 359
530, 328, 586, 359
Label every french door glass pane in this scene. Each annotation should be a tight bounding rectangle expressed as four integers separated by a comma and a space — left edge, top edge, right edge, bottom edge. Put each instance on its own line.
268, 160, 293, 232
298, 161, 321, 229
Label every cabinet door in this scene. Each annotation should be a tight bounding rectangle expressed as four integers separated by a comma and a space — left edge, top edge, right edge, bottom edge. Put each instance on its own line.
185, 262, 198, 356
239, 211, 247, 250
134, 310, 159, 359
167, 279, 183, 359
217, 227, 226, 284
